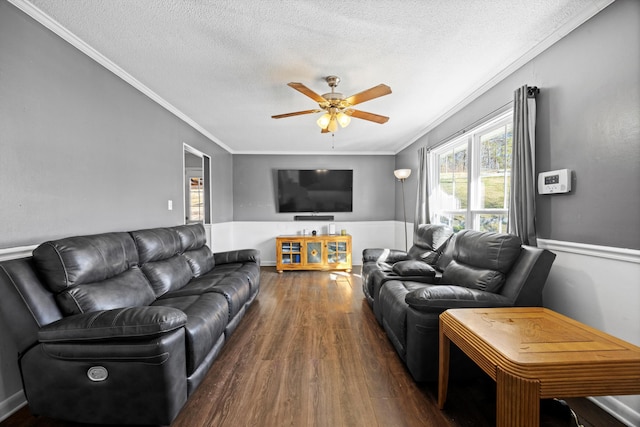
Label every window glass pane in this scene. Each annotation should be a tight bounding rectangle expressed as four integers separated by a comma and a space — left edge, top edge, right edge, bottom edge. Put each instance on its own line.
437, 145, 468, 211
453, 146, 468, 209
479, 125, 510, 209
478, 213, 508, 233
436, 213, 466, 232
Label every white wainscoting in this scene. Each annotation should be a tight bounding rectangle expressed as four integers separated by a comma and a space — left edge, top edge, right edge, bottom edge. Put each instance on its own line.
0, 246, 34, 422
210, 220, 399, 266
538, 239, 640, 427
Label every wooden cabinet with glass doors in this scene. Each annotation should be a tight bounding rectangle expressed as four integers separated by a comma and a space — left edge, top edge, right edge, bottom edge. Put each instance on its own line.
276, 235, 351, 273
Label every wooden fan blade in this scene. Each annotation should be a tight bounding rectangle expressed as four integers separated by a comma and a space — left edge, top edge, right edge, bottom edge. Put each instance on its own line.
347, 109, 389, 124
320, 127, 330, 133
344, 84, 391, 106
272, 109, 322, 119
288, 82, 327, 103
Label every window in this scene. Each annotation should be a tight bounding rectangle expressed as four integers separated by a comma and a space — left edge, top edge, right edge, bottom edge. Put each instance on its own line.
430, 111, 512, 233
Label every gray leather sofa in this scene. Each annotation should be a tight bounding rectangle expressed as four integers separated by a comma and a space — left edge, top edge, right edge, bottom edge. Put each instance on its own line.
362, 227, 555, 382
0, 223, 260, 425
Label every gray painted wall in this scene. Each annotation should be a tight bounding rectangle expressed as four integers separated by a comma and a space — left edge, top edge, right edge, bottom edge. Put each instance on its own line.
396, 0, 640, 250
0, 1, 233, 249
233, 154, 396, 221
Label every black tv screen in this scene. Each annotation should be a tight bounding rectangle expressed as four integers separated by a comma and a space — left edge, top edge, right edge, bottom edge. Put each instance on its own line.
277, 169, 353, 213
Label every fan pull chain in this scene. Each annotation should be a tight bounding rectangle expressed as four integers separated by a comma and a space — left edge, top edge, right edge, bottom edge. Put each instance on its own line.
332, 133, 335, 149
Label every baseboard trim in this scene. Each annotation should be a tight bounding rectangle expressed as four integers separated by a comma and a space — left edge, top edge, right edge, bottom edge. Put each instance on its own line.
589, 396, 640, 427
537, 239, 640, 264
0, 390, 26, 423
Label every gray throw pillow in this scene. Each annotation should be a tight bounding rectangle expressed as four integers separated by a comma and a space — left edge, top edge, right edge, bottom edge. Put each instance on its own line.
392, 260, 436, 277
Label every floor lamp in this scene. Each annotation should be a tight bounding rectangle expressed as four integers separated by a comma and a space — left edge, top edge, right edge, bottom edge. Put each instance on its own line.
394, 168, 412, 252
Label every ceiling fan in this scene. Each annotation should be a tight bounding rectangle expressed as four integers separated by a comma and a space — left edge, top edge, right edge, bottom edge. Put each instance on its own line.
272, 76, 391, 133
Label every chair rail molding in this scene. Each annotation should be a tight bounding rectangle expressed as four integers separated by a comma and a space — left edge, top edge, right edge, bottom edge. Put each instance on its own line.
537, 238, 640, 264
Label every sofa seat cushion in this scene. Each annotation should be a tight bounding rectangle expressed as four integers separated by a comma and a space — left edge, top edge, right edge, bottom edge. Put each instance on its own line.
160, 273, 251, 321
206, 263, 261, 295
56, 266, 156, 315
152, 292, 228, 375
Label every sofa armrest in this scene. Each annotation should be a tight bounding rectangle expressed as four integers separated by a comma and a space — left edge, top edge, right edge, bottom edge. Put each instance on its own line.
38, 306, 187, 343
214, 249, 261, 266
405, 285, 511, 313
362, 248, 410, 263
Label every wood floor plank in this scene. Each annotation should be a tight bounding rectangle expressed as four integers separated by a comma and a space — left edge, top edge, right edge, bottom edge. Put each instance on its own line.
0, 266, 627, 427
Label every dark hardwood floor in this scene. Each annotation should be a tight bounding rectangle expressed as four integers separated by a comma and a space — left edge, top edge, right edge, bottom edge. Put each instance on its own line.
1, 267, 626, 427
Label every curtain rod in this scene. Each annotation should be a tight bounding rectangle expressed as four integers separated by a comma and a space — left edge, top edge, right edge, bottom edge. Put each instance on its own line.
426, 100, 513, 153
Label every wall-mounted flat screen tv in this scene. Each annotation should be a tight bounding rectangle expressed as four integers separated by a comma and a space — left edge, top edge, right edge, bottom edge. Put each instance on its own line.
277, 169, 353, 213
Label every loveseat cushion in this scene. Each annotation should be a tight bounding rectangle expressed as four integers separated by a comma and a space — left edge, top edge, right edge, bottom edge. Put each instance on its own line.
440, 260, 506, 293
453, 230, 522, 274
392, 260, 436, 277
55, 266, 156, 315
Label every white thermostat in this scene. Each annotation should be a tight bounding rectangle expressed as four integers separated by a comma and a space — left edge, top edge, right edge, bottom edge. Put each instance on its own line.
538, 169, 572, 194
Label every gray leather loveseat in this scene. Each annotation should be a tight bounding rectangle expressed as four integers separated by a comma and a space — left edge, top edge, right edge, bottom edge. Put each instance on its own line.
0, 223, 260, 425
363, 226, 555, 381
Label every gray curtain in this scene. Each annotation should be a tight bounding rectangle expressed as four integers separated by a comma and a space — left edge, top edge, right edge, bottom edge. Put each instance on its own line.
414, 146, 430, 233
508, 85, 538, 245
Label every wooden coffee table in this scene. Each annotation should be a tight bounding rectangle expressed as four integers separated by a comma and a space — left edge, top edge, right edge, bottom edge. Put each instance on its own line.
438, 307, 640, 427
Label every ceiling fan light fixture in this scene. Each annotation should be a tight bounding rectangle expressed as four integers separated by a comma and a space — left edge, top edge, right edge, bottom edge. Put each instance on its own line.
317, 113, 331, 129
327, 116, 338, 133
337, 112, 351, 128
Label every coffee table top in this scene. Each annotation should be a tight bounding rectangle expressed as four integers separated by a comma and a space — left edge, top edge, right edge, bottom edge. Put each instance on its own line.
441, 307, 640, 366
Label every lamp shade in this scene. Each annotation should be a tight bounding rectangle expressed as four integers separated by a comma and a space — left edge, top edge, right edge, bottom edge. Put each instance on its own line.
317, 113, 331, 129
337, 112, 351, 128
394, 169, 411, 180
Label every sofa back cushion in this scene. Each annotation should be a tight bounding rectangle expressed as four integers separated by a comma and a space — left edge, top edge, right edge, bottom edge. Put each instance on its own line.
440, 230, 522, 294
56, 267, 156, 315
130, 228, 193, 297
33, 232, 156, 315
453, 230, 522, 274
440, 260, 506, 293
173, 223, 208, 252
171, 223, 215, 278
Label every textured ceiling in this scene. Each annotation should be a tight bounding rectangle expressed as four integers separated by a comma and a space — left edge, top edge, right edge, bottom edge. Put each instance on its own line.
20, 0, 611, 154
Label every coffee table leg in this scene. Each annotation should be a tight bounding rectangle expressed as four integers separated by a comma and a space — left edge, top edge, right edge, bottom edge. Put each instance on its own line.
496, 366, 539, 427
438, 321, 450, 409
